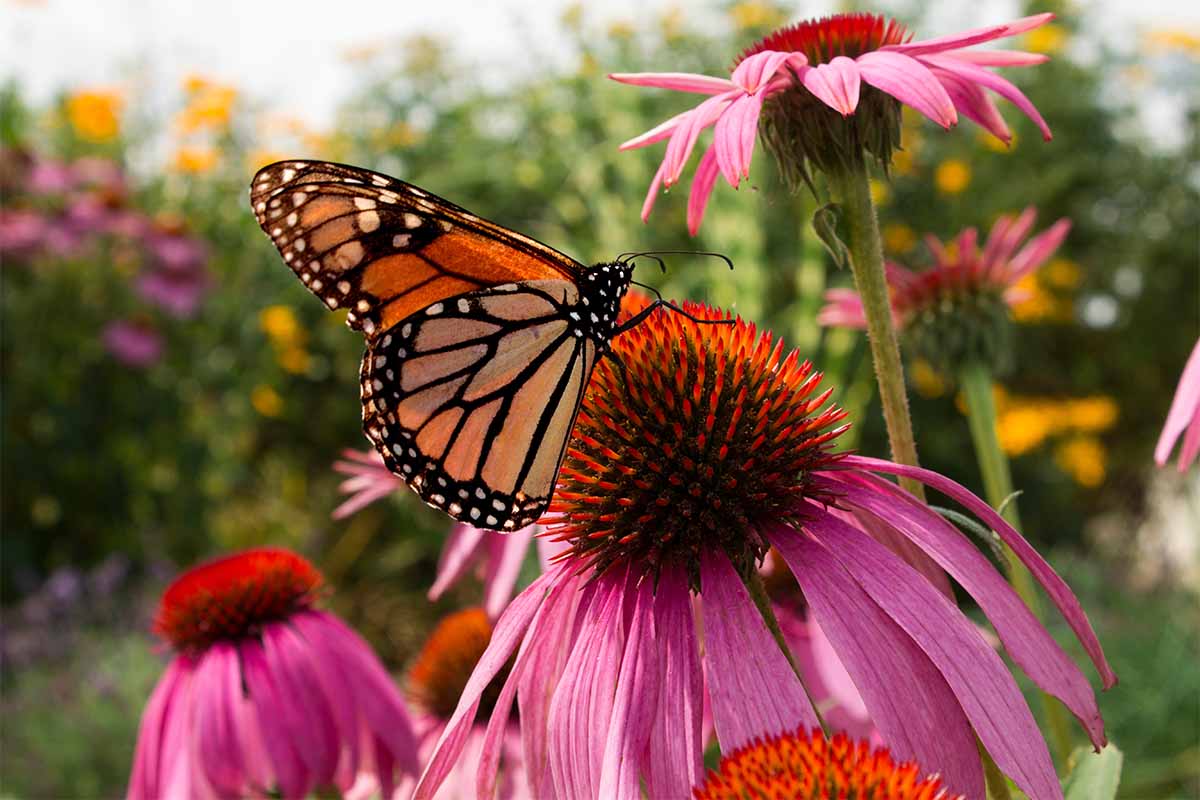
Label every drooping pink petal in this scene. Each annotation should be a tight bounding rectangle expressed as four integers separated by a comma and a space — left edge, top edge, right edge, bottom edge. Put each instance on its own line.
663, 92, 736, 186
1007, 218, 1071, 281
608, 72, 736, 95
816, 289, 868, 329
797, 56, 862, 116
482, 524, 536, 619
979, 207, 1034, 274
640, 161, 666, 223
823, 472, 1107, 748
644, 569, 704, 799
947, 49, 1050, 67
262, 623, 341, 784
843, 455, 1118, 691
128, 657, 190, 800
414, 570, 554, 800
240, 639, 309, 799
883, 13, 1055, 57
1157, 338, 1200, 469
920, 53, 1052, 140
687, 146, 722, 237
620, 109, 692, 151
770, 523, 983, 798
835, 504, 954, 599
428, 523, 487, 602
713, 91, 767, 186
598, 576, 659, 799
190, 644, 247, 796
857, 51, 957, 128
795, 510, 1061, 800
730, 50, 795, 92
930, 65, 1012, 143
699, 550, 820, 750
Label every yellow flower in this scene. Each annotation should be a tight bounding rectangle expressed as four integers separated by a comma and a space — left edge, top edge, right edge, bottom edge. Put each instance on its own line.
1043, 258, 1082, 290
277, 347, 311, 374
660, 6, 685, 40
248, 149, 288, 172
176, 83, 237, 134
1066, 396, 1119, 433
66, 89, 122, 142
1009, 274, 1061, 323
868, 178, 890, 206
997, 405, 1054, 456
607, 20, 635, 39
978, 129, 1017, 152
890, 147, 916, 175
561, 2, 584, 31
1054, 437, 1107, 488
1025, 23, 1067, 55
1142, 29, 1200, 58
883, 223, 917, 254
251, 385, 284, 417
910, 359, 946, 398
730, 1, 784, 30
934, 160, 971, 195
259, 305, 303, 345
172, 146, 219, 174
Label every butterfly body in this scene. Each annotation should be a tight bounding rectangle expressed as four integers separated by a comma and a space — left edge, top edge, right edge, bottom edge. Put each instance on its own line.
251, 160, 645, 529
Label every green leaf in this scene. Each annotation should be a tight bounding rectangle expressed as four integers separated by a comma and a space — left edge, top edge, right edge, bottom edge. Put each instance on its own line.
812, 203, 850, 269
1063, 744, 1123, 800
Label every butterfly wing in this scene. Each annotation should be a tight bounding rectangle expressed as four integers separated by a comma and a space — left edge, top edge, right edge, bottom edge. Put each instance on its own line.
250, 160, 584, 338
361, 280, 598, 529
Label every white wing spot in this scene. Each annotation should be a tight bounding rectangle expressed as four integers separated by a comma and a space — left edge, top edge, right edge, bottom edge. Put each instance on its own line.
358, 211, 380, 233
294, 239, 306, 252
438, 220, 452, 232
403, 213, 422, 228
374, 355, 387, 368
356, 299, 370, 312
292, 191, 307, 206
354, 197, 377, 211
426, 303, 444, 316
372, 378, 384, 391
371, 175, 389, 186
393, 234, 411, 248
337, 280, 351, 294
457, 298, 470, 313
255, 202, 266, 213
281, 168, 296, 182
286, 212, 298, 226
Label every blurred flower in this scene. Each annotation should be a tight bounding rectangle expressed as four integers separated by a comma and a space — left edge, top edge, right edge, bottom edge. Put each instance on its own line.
1155, 337, 1200, 471
613, 13, 1054, 232
1143, 29, 1200, 58
414, 303, 1112, 800
979, 127, 1019, 151
27, 157, 76, 195
693, 727, 962, 800
384, 608, 530, 800
251, 385, 283, 417
260, 304, 303, 345
103, 320, 164, 368
882, 222, 917, 253
998, 404, 1056, 456
607, 19, 635, 39
993, 393, 1119, 457
0, 209, 48, 256
176, 81, 237, 134
65, 89, 123, 143
127, 548, 419, 800
910, 357, 947, 398
729, 1, 784, 31
1055, 436, 1108, 488
934, 158, 971, 194
1024, 22, 1068, 55
172, 145, 219, 174
277, 347, 311, 374
819, 207, 1071, 374
1043, 257, 1083, 290
135, 268, 209, 318
331, 449, 560, 619
147, 229, 208, 273
868, 178, 890, 205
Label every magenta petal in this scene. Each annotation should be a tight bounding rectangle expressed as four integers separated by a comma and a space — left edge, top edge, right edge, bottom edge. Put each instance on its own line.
799, 56, 862, 116
1157, 338, 1200, 468
641, 161, 666, 223
599, 576, 658, 799
482, 525, 535, 619
1008, 218, 1071, 281
825, 472, 1107, 748
948, 49, 1050, 67
836, 505, 954, 599
730, 50, 793, 92
770, 524, 983, 798
414, 570, 553, 799
428, 523, 486, 602
191, 644, 247, 796
608, 71, 735, 95
921, 53, 1052, 140
620, 109, 691, 151
261, 624, 340, 784
931, 66, 1012, 143
128, 657, 190, 800
713, 92, 765, 187
699, 551, 820, 750
883, 14, 1054, 57
240, 639, 309, 799
663, 92, 735, 186
842, 455, 1118, 691
686, 146, 721, 236
794, 511, 1061, 800
644, 569, 703, 799
857, 51, 957, 128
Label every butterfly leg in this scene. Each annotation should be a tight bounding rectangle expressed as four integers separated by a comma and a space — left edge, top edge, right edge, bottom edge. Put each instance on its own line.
612, 299, 734, 338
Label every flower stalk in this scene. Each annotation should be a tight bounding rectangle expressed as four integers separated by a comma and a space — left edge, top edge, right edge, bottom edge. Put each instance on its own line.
826, 160, 924, 499
959, 358, 1076, 765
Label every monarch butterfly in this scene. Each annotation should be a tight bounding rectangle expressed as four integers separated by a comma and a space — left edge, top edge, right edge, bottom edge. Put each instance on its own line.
251, 160, 725, 531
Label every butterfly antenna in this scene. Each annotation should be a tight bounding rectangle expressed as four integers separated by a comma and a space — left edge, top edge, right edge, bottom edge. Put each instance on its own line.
619, 250, 734, 271
629, 280, 663, 300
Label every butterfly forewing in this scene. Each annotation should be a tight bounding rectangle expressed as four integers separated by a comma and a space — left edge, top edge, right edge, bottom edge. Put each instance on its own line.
361, 281, 597, 529
250, 160, 584, 337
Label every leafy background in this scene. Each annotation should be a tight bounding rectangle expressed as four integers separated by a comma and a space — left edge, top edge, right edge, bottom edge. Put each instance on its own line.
2, 1, 1197, 797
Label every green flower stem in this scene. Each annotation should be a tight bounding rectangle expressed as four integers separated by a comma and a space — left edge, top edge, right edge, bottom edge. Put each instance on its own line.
826, 163, 925, 500
745, 571, 829, 737
959, 359, 1075, 766
980, 739, 1015, 800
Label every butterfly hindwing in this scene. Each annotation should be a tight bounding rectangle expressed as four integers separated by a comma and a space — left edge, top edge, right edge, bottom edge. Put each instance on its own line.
250, 160, 584, 338
361, 280, 598, 529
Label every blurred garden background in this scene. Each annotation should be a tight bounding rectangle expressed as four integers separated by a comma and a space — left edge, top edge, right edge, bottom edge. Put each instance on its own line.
1, 0, 1198, 797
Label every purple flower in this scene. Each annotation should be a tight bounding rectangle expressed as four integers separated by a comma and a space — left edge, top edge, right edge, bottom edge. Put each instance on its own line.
135, 268, 209, 318
128, 548, 419, 800
27, 158, 77, 196
1156, 337, 1200, 471
103, 321, 164, 368
0, 209, 49, 256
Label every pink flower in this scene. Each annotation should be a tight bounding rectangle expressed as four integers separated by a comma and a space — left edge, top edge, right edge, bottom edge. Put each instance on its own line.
127, 548, 419, 800
818, 207, 1071, 330
333, 450, 564, 619
413, 304, 1114, 800
613, 12, 1055, 234
103, 320, 164, 368
1156, 337, 1200, 470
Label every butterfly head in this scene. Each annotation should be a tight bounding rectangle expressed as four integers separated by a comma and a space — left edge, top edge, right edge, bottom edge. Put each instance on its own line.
579, 261, 635, 344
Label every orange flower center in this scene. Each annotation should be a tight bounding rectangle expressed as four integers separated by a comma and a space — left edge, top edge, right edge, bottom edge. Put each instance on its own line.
154, 548, 322, 652
408, 608, 505, 720
738, 13, 910, 66
693, 727, 963, 800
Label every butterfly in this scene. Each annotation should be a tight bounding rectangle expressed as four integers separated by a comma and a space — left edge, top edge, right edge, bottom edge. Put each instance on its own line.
251, 160, 726, 531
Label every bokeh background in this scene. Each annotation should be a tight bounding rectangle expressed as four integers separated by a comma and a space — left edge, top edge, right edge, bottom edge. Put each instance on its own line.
2, 0, 1197, 797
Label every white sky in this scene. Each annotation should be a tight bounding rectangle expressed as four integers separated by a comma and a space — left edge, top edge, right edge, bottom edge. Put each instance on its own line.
2, 0, 1198, 130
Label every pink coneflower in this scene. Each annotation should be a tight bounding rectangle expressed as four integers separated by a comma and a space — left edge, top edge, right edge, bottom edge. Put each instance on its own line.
103, 319, 164, 368
413, 303, 1114, 800
819, 207, 1070, 372
692, 726, 963, 800
613, 13, 1054, 233
1156, 337, 1200, 471
127, 548, 419, 800
333, 449, 559, 619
